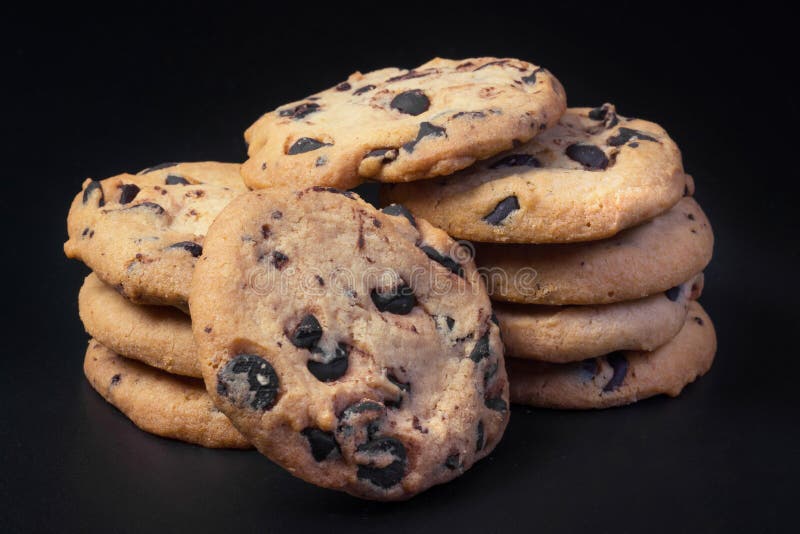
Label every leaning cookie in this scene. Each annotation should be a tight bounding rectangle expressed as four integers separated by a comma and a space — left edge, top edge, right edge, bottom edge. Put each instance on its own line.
64, 162, 247, 310
78, 273, 200, 378
381, 105, 686, 243
242, 57, 566, 190
190, 187, 508, 500
476, 197, 713, 305
83, 340, 250, 449
507, 302, 716, 409
496, 273, 703, 363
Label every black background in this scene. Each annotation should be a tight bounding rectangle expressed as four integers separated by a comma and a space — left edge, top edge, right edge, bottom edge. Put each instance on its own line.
3, 3, 798, 533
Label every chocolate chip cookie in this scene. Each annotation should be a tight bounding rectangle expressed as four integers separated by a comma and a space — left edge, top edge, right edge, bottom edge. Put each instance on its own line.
84, 340, 250, 448
190, 188, 508, 500
476, 197, 713, 305
242, 57, 566, 190
381, 105, 686, 243
78, 273, 200, 377
64, 162, 247, 310
497, 273, 703, 363
508, 301, 716, 409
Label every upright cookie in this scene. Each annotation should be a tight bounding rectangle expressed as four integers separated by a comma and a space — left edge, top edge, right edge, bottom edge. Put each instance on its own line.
190, 188, 508, 500
497, 273, 703, 363
381, 105, 686, 243
476, 197, 713, 305
508, 301, 716, 409
83, 340, 250, 449
242, 57, 566, 190
78, 273, 200, 378
64, 162, 247, 310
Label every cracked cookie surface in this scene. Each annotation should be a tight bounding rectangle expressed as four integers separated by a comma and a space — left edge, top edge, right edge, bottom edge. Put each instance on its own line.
242, 57, 566, 190
190, 187, 508, 500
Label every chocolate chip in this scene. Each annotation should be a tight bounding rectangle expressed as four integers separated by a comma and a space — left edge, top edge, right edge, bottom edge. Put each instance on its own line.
217, 354, 279, 411
278, 102, 320, 120
469, 333, 491, 362
353, 84, 376, 95
603, 353, 628, 392
110, 373, 121, 386
565, 144, 609, 170
315, 156, 327, 167
521, 67, 544, 84
272, 210, 283, 219
271, 251, 289, 270
665, 286, 682, 301
476, 421, 485, 452
607, 127, 658, 147
122, 201, 165, 215
490, 312, 499, 326
452, 111, 486, 119
165, 175, 190, 185
589, 106, 609, 120
168, 241, 202, 257
445, 316, 456, 330
473, 59, 510, 71
402, 122, 446, 153
419, 245, 464, 277
371, 283, 416, 314
444, 454, 460, 470
307, 344, 349, 382
341, 400, 384, 418
687, 213, 696, 220
381, 204, 417, 227
386, 371, 411, 392
82, 180, 105, 206
580, 359, 599, 377
309, 186, 356, 199
139, 162, 178, 174
301, 428, 340, 461
118, 184, 140, 204
335, 82, 351, 91
386, 70, 430, 83
485, 397, 507, 412
288, 137, 330, 155
489, 154, 541, 169
693, 316, 705, 326
356, 438, 407, 488
482, 196, 520, 225
390, 89, 430, 116
290, 314, 323, 349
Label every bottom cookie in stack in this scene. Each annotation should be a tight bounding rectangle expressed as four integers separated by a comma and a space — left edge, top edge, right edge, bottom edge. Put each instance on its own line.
79, 275, 249, 448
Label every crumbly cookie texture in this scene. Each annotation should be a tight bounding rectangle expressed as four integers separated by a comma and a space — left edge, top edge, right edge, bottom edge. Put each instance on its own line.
497, 273, 703, 363
381, 105, 687, 243
476, 197, 713, 305
83, 340, 251, 449
64, 162, 247, 310
242, 57, 566, 190
190, 188, 508, 500
78, 273, 200, 377
508, 301, 716, 409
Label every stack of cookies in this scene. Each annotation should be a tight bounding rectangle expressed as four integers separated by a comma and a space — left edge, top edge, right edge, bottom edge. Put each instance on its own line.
381, 103, 717, 409
64, 57, 716, 500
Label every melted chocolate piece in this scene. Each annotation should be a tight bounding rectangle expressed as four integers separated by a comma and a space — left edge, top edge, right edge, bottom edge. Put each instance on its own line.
476, 421, 485, 452
485, 397, 508, 412
290, 314, 323, 349
521, 67, 544, 84
371, 283, 417, 314
489, 154, 541, 169
335, 82, 351, 91
353, 84, 376, 95
307, 344, 349, 382
269, 251, 289, 270
607, 127, 658, 147
386, 70, 431, 83
82, 180, 105, 206
402, 122, 446, 153
356, 437, 407, 488
301, 428, 340, 461
390, 90, 430, 116
118, 184, 140, 204
139, 162, 178, 174
165, 175, 190, 185
217, 354, 280, 411
444, 454, 461, 470
665, 285, 682, 302
288, 137, 330, 155
603, 353, 629, 392
278, 102, 320, 120
168, 241, 203, 257
469, 333, 491, 362
419, 245, 464, 277
565, 144, 609, 170
381, 204, 417, 227
482, 196, 520, 225
122, 201, 165, 215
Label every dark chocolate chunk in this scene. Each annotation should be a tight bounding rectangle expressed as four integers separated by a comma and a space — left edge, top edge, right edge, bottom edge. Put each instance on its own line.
402, 122, 446, 153
335, 82, 351, 91
310, 186, 355, 198
476, 421, 485, 452
665, 285, 682, 302
589, 106, 609, 120
386, 70, 430, 83
693, 316, 705, 326
356, 438, 407, 488
110, 373, 121, 386
565, 144, 609, 170
381, 204, 417, 227
452, 110, 486, 119
445, 316, 456, 330
272, 210, 283, 219
118, 184, 140, 204
271, 251, 289, 270
469, 333, 491, 362
217, 354, 279, 411
82, 180, 105, 206
482, 196, 520, 225
315, 156, 327, 167
168, 241, 202, 257
307, 344, 349, 382
288, 137, 330, 155
521, 67, 544, 84
353, 84, 376, 95
489, 154, 541, 169
301, 428, 340, 461
603, 352, 629, 392
341, 400, 384, 418
278, 102, 320, 120
490, 312, 499, 326
386, 371, 411, 392
419, 245, 464, 277
485, 397, 507, 412
607, 127, 658, 147
122, 201, 165, 215
290, 314, 323, 349
581, 358, 599, 377
390, 89, 430, 116
139, 162, 178, 174
165, 174, 190, 185
444, 454, 460, 470
371, 283, 416, 314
